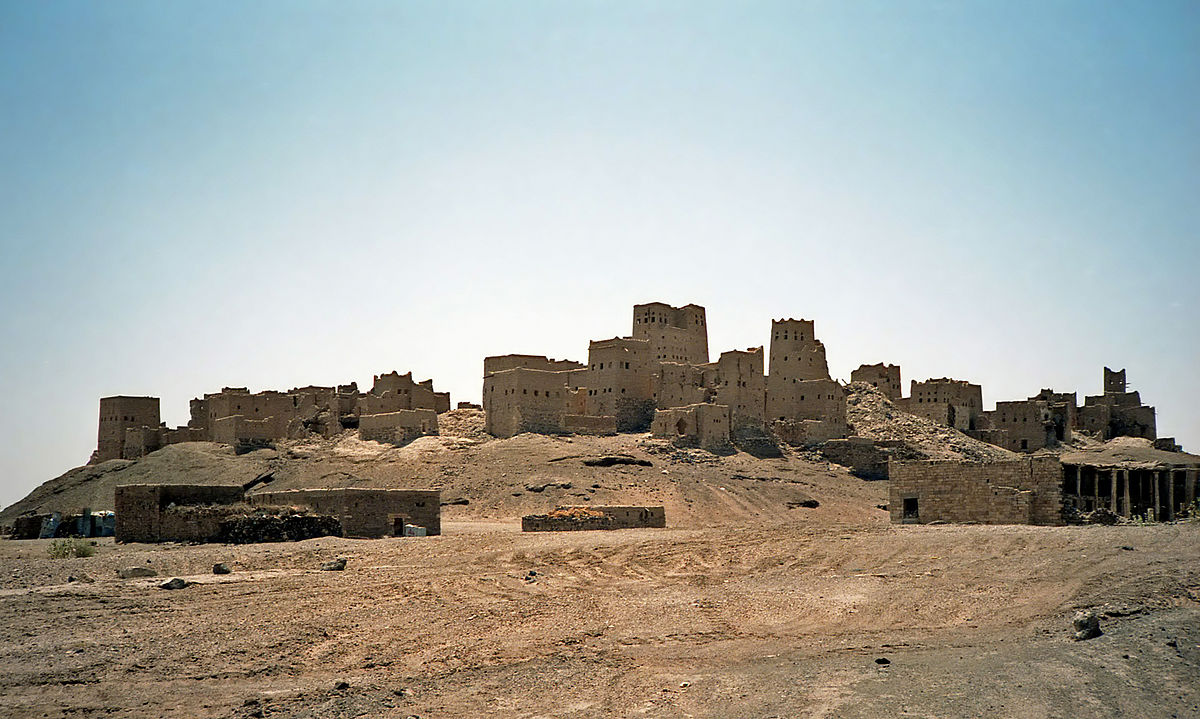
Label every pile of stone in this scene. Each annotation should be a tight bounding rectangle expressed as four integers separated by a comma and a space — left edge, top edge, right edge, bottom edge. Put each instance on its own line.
217, 510, 342, 544
843, 383, 1018, 463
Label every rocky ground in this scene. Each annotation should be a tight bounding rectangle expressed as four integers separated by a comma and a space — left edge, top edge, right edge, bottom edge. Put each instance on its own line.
2, 409, 1198, 717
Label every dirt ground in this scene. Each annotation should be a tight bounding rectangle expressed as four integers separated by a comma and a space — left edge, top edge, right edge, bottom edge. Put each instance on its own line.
3, 413, 1199, 717
2, 518, 1198, 719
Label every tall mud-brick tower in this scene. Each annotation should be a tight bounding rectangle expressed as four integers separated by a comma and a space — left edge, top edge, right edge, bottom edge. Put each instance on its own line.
767, 318, 829, 382
95, 395, 160, 463
632, 302, 709, 364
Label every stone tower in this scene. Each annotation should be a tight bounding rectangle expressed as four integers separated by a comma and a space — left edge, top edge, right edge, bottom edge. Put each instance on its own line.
632, 302, 709, 364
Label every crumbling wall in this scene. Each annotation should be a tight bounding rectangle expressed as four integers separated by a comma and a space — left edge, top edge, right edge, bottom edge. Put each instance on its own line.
562, 414, 617, 434
850, 364, 902, 400
359, 409, 438, 444
899, 378, 982, 431
114, 484, 247, 542
522, 505, 665, 532
651, 403, 730, 450
250, 488, 441, 537
888, 457, 1063, 526
982, 400, 1055, 452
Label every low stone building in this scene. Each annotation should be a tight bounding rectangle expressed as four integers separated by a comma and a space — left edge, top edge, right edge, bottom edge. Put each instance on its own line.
251, 488, 441, 537
889, 457, 1064, 526
522, 505, 666, 532
114, 484, 441, 542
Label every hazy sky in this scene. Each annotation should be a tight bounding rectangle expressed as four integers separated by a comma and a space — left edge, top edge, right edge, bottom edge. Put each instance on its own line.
1, 1, 1197, 509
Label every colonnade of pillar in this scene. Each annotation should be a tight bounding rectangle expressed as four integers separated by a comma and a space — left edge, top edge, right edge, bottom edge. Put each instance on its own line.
1061, 465, 1197, 521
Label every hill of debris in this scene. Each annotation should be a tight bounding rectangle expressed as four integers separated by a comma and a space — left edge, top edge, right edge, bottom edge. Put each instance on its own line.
0, 409, 886, 531
843, 382, 1018, 462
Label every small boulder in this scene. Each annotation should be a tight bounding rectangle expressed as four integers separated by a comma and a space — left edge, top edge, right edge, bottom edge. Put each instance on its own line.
117, 566, 158, 579
1072, 610, 1102, 640
213, 563, 232, 575
320, 557, 347, 572
160, 577, 188, 590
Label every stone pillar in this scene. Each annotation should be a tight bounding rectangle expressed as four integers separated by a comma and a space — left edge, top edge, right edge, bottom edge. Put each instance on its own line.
1187, 469, 1197, 510
1110, 470, 1119, 513
1093, 469, 1101, 512
1122, 469, 1131, 518
1167, 470, 1176, 521
1153, 471, 1161, 522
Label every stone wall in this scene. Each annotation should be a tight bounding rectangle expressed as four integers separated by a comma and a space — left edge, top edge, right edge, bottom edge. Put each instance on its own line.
850, 364, 902, 400
888, 457, 1064, 526
522, 505, 666, 532
250, 488, 441, 537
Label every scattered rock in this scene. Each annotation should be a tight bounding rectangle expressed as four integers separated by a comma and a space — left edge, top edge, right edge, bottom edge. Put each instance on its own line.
1072, 610, 1102, 640
213, 563, 232, 575
1120, 545, 1135, 551
875, 657, 891, 665
320, 557, 348, 572
440, 497, 470, 506
333, 680, 350, 691
117, 566, 158, 579
787, 499, 820, 509
160, 577, 188, 590
583, 456, 652, 467
525, 481, 572, 493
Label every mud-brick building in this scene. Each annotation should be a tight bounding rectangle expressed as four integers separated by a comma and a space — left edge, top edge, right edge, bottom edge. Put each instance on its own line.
1078, 367, 1157, 440
633, 302, 708, 364
651, 402, 730, 450
899, 378, 983, 431
95, 396, 160, 462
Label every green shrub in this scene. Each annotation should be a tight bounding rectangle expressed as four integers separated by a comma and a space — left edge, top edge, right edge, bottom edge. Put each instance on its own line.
47, 538, 95, 559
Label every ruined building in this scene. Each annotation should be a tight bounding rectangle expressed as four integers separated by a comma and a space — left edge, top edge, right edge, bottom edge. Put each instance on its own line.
483, 304, 849, 450
1078, 367, 1157, 440
850, 363, 902, 400
898, 378, 983, 431
91, 371, 450, 463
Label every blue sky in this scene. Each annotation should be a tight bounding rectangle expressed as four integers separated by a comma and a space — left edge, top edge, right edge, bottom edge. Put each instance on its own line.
1, 1, 1197, 508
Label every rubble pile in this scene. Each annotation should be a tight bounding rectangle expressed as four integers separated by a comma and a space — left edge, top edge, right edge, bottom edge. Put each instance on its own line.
844, 382, 1018, 463
216, 508, 342, 544
435, 409, 491, 443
